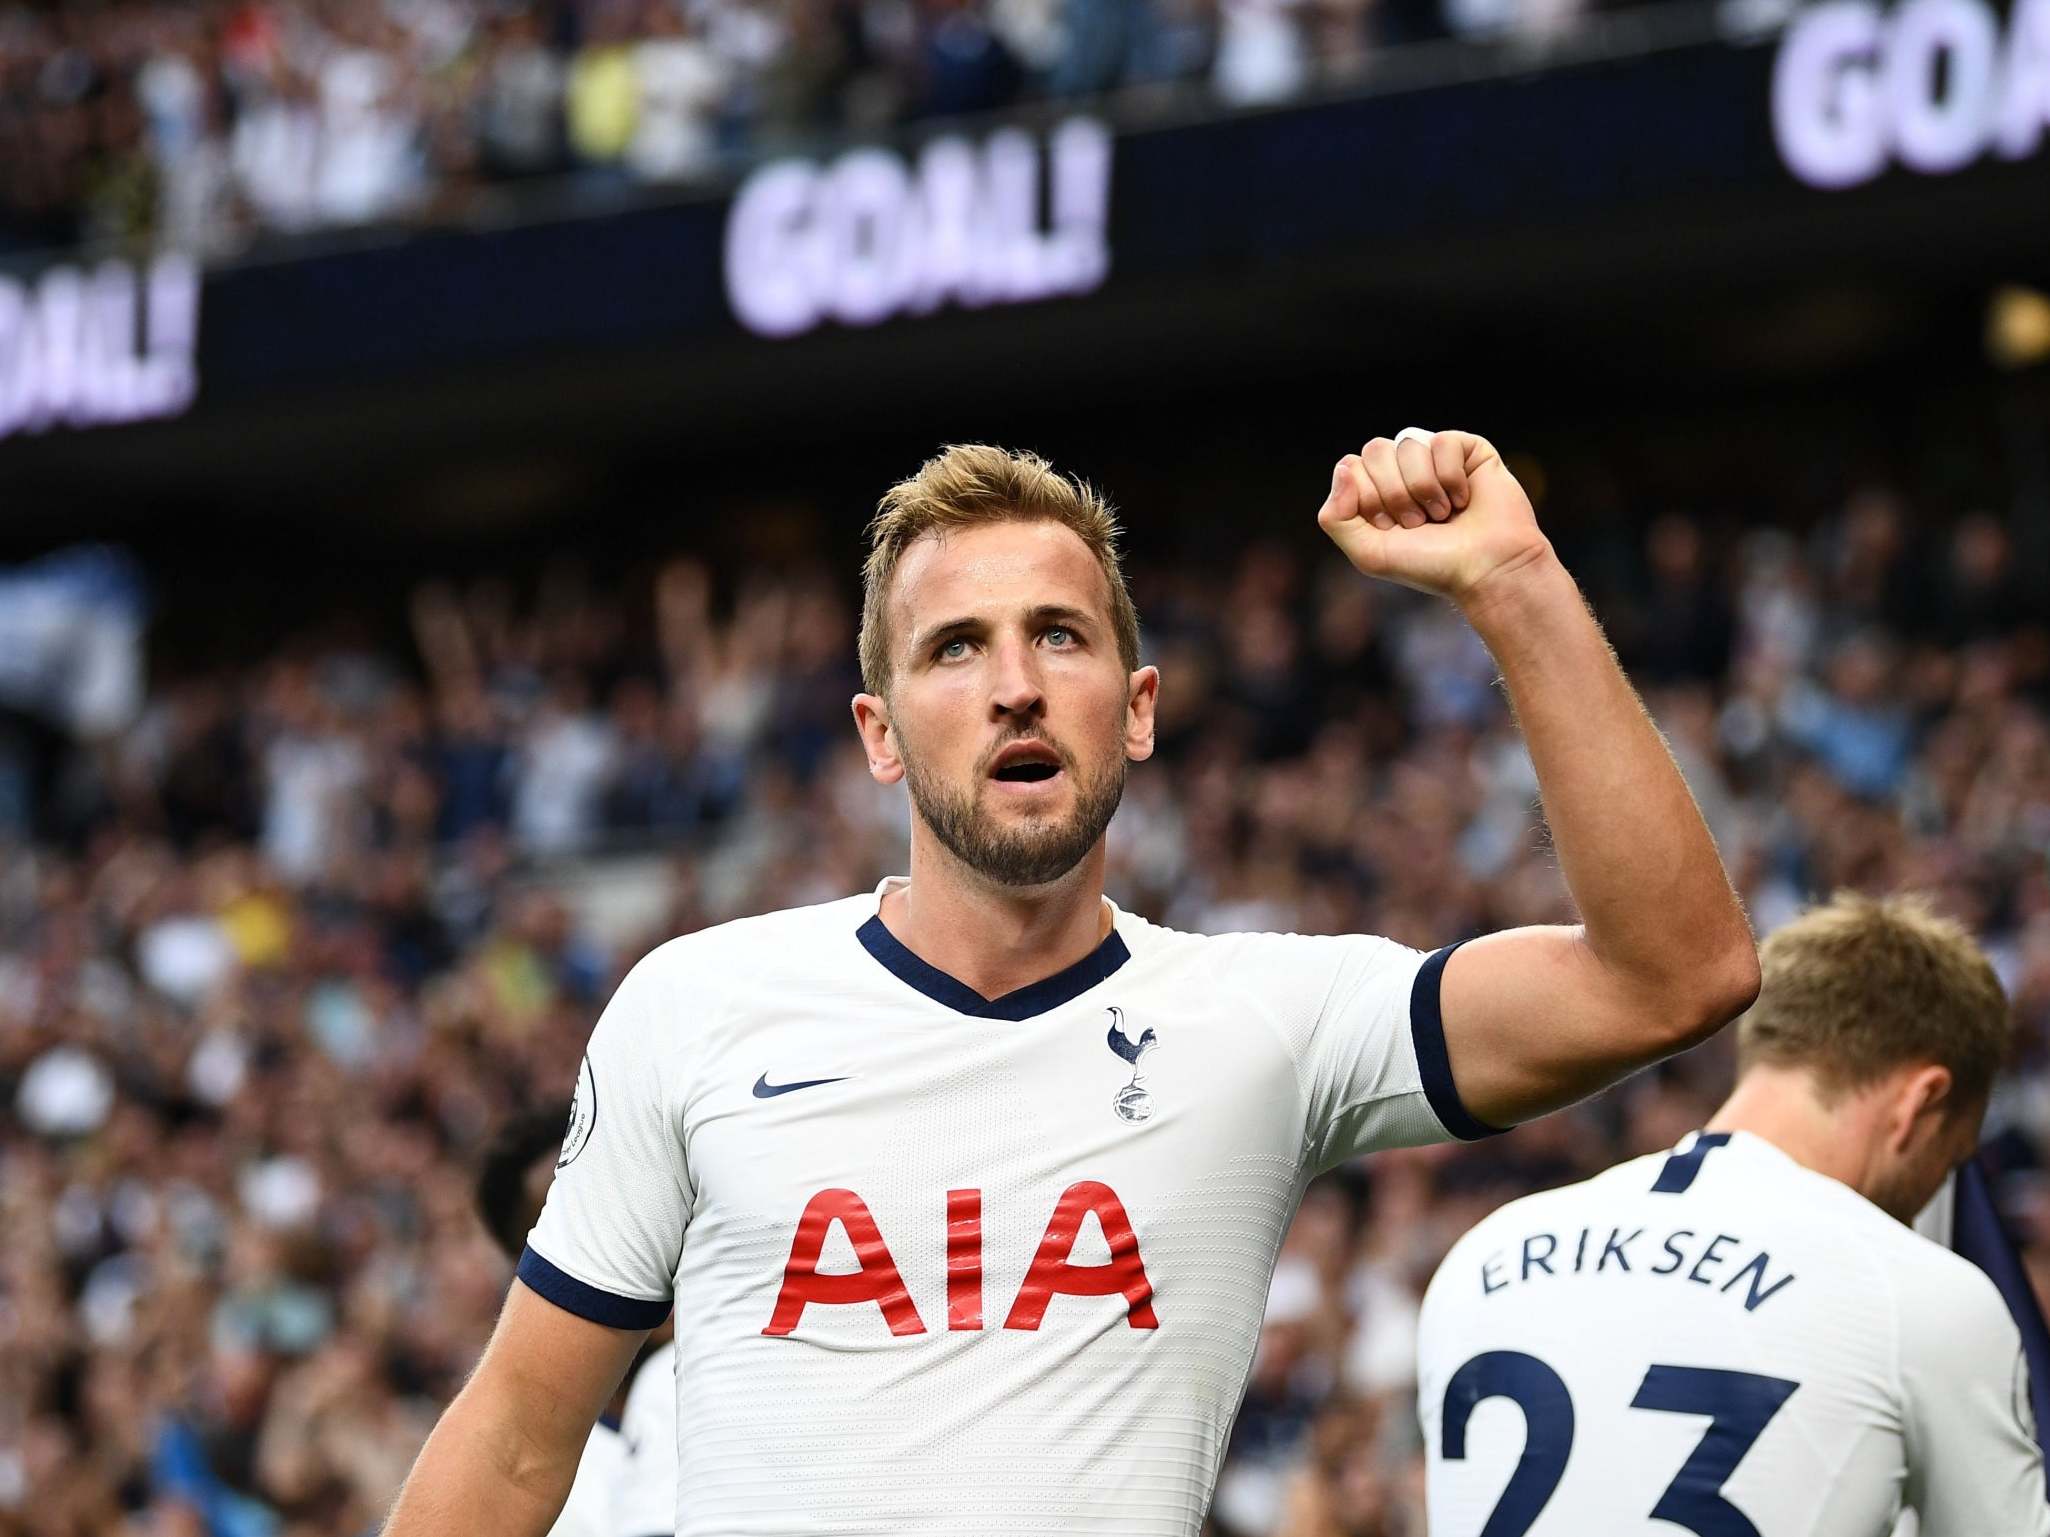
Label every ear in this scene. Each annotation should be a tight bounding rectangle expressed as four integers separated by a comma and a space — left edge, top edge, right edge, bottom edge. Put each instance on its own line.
1886, 1063, 1955, 1156
851, 692, 904, 785
1125, 665, 1160, 763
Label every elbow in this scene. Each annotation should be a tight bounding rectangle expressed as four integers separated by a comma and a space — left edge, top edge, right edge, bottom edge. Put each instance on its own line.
1667, 937, 1760, 1053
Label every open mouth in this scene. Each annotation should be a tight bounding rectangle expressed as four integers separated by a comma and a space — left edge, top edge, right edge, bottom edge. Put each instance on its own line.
988, 741, 1065, 786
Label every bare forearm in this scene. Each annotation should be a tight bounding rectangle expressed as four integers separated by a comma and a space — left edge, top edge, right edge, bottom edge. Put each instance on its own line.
1462, 547, 1752, 1014
1321, 429, 1756, 1117
383, 1383, 577, 1537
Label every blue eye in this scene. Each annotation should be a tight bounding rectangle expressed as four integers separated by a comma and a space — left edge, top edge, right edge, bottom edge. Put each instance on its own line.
1045, 627, 1072, 647
939, 639, 968, 660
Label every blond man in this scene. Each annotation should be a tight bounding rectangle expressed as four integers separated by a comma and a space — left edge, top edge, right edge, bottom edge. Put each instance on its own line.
1419, 892, 2049, 1537
387, 430, 1756, 1536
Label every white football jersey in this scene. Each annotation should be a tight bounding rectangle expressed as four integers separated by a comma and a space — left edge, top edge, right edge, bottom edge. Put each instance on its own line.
614, 1340, 679, 1537
524, 877, 1492, 1536
1417, 1130, 2050, 1537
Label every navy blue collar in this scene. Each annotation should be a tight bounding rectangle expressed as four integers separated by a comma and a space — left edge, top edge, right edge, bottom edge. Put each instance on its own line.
856, 912, 1131, 1020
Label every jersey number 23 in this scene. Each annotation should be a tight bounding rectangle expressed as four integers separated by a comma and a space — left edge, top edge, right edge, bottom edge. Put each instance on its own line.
1439, 1352, 1798, 1537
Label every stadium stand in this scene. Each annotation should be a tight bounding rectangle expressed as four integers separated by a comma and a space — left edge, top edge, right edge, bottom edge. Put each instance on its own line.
0, 0, 1601, 258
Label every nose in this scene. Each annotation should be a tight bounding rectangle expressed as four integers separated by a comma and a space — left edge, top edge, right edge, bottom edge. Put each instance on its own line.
988, 634, 1045, 722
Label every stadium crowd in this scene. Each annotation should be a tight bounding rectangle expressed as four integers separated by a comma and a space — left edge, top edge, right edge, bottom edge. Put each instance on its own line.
0, 0, 1593, 258
3, 482, 2048, 1537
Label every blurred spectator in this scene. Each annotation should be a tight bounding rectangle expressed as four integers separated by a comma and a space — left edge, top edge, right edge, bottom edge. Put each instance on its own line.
566, 2, 643, 171
510, 673, 618, 858
477, 10, 569, 179
911, 0, 1023, 116
1782, 630, 1914, 802
1937, 511, 2029, 645
626, 1, 728, 181
1212, 0, 1309, 105
1620, 513, 1734, 684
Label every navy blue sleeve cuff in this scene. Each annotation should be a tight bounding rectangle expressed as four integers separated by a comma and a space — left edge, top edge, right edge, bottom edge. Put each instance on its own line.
1411, 942, 1507, 1142
517, 1246, 673, 1331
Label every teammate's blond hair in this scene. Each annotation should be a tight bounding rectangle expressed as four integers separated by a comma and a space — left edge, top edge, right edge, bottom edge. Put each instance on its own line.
1737, 891, 2010, 1106
859, 444, 1142, 697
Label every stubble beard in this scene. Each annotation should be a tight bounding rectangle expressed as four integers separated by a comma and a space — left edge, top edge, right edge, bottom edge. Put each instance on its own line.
901, 733, 1128, 888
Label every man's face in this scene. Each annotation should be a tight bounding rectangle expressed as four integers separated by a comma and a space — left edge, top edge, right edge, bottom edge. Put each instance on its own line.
854, 520, 1156, 888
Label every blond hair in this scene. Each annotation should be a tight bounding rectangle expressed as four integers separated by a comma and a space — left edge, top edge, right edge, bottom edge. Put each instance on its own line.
858, 444, 1141, 697
1737, 891, 2010, 1107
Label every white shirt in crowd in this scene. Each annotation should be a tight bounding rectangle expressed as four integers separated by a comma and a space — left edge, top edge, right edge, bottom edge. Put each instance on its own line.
1211, 0, 1308, 105
1417, 1129, 2050, 1537
512, 709, 618, 856
315, 49, 421, 224
524, 878, 1494, 1536
261, 731, 364, 882
626, 39, 725, 183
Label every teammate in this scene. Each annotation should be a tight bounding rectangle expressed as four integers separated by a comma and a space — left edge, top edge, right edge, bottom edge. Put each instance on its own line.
1417, 892, 2050, 1537
385, 428, 1758, 1536
473, 1106, 677, 1537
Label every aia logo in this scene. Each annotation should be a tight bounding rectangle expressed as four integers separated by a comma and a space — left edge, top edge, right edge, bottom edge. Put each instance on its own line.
763, 1182, 1158, 1337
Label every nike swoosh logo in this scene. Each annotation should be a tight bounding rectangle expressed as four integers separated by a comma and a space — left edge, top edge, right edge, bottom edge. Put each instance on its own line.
753, 1074, 852, 1098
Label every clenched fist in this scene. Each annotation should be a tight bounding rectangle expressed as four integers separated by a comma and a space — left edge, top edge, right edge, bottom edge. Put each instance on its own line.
1317, 428, 1553, 607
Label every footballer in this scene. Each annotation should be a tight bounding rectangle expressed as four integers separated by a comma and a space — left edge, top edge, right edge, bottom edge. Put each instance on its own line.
386, 428, 1758, 1535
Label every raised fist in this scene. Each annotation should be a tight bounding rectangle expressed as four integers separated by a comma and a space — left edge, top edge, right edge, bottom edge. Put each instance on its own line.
1317, 428, 1551, 606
